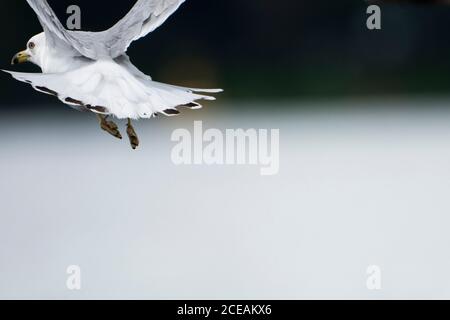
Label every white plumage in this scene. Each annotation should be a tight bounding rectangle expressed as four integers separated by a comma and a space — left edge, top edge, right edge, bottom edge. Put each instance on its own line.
4, 0, 222, 120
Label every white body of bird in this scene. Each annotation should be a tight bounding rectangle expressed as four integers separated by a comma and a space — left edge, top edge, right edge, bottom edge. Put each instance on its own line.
5, 0, 222, 120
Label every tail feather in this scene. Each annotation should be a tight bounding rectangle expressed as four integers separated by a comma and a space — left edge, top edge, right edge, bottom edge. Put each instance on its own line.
189, 88, 223, 94
3, 62, 223, 120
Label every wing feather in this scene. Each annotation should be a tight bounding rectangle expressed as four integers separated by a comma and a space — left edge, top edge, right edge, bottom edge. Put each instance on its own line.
2, 60, 221, 119
26, 0, 97, 59
26, 0, 186, 60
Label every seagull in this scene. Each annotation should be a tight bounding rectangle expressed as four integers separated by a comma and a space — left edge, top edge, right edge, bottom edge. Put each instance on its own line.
4, 0, 222, 149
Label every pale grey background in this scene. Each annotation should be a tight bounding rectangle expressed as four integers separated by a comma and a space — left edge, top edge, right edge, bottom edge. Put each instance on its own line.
1, 99, 450, 299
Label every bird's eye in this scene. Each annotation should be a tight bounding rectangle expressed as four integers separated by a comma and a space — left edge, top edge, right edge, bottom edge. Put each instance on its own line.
28, 42, 35, 50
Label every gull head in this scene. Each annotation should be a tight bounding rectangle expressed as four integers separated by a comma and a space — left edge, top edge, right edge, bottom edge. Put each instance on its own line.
11, 33, 46, 67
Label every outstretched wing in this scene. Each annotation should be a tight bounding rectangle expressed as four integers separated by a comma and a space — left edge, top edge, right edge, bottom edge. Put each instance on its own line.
26, 0, 98, 59
26, 0, 186, 60
94, 0, 186, 58
2, 60, 221, 120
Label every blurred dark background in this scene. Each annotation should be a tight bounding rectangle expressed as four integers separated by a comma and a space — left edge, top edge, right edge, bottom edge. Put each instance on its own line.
2, 0, 450, 105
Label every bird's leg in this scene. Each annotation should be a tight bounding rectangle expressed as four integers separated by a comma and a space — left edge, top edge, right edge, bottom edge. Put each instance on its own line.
126, 118, 140, 150
97, 114, 122, 140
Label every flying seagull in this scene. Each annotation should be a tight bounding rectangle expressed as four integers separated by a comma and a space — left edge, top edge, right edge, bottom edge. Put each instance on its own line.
4, 0, 222, 149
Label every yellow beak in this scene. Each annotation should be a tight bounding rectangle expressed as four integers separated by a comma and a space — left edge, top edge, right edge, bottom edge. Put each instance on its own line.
11, 50, 30, 65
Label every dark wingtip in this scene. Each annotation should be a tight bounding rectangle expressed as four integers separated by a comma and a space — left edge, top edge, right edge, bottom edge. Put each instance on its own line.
162, 109, 181, 116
